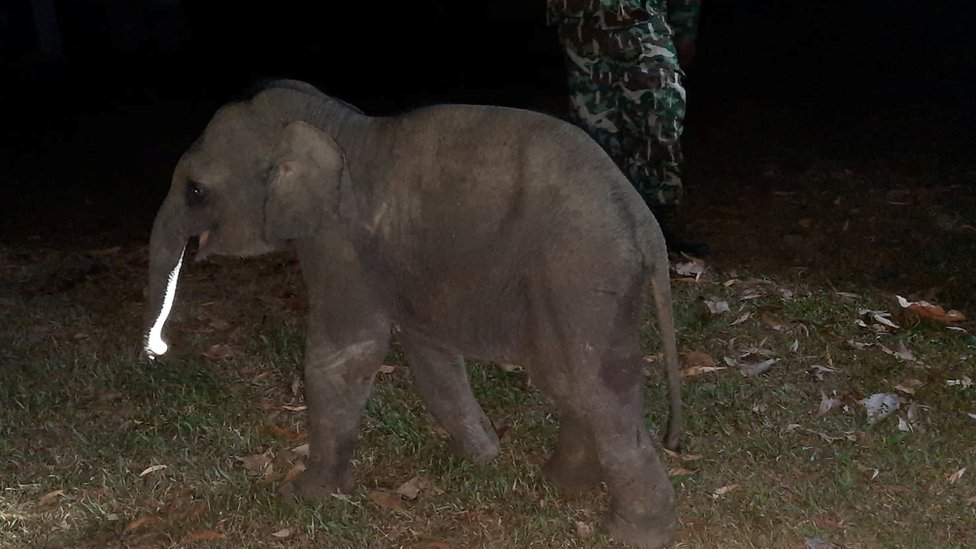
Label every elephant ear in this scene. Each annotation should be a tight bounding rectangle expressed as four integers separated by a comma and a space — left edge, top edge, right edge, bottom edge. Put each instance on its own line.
265, 121, 348, 241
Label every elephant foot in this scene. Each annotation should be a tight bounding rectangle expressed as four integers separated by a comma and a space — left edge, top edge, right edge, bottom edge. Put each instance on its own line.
604, 511, 677, 549
279, 468, 352, 502
446, 417, 501, 463
542, 451, 602, 495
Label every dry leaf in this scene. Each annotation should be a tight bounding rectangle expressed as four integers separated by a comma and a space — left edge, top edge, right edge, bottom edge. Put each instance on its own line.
369, 489, 406, 512
125, 515, 161, 532
895, 378, 924, 395
682, 350, 717, 368
575, 521, 594, 540
668, 467, 696, 477
281, 462, 306, 484
706, 299, 730, 314
896, 295, 966, 324
947, 377, 974, 389
859, 393, 902, 424
499, 363, 523, 373
880, 342, 918, 363
731, 312, 752, 325
266, 424, 307, 441
396, 476, 434, 500
810, 516, 844, 530
271, 527, 293, 538
38, 490, 64, 505
184, 530, 225, 541
816, 392, 841, 417
675, 260, 706, 278
292, 443, 309, 456
238, 450, 274, 475
805, 538, 835, 549
968, 413, 976, 421
281, 405, 307, 412
378, 364, 397, 374
680, 366, 727, 377
810, 364, 837, 381
857, 309, 900, 331
948, 468, 966, 484
712, 484, 740, 498
138, 464, 168, 477
761, 314, 788, 331
740, 359, 778, 377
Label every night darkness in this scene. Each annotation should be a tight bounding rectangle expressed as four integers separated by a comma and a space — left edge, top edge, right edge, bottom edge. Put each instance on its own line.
2, 2, 976, 546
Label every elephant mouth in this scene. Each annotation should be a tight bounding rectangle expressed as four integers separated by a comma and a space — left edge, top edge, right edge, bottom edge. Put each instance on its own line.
194, 230, 214, 259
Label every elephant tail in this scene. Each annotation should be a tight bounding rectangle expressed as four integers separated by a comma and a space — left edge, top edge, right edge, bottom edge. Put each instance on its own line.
648, 245, 683, 452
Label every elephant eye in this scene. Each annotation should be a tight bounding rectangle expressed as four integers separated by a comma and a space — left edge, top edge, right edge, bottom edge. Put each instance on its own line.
186, 179, 208, 207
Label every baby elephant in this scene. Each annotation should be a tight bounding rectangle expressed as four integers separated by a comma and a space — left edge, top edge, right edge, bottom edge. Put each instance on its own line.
143, 79, 682, 548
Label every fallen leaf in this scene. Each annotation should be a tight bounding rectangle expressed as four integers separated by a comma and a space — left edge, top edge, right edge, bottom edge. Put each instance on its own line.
805, 538, 835, 549
706, 299, 730, 314
38, 490, 65, 505
125, 515, 161, 532
668, 467, 696, 477
712, 484, 740, 498
968, 413, 976, 421
292, 443, 309, 456
369, 489, 406, 512
396, 476, 441, 500
184, 530, 225, 541
761, 314, 788, 331
280, 405, 307, 412
948, 468, 966, 484
237, 450, 274, 475
730, 312, 751, 326
810, 516, 844, 530
281, 461, 306, 484
947, 377, 974, 389
880, 342, 918, 363
895, 378, 924, 395
859, 393, 902, 424
896, 295, 966, 324
575, 521, 594, 540
675, 260, 706, 278
740, 359, 778, 377
266, 424, 307, 441
680, 366, 727, 377
378, 364, 397, 374
682, 350, 717, 368
138, 465, 168, 478
499, 363, 523, 373
270, 527, 293, 538
836, 291, 861, 299
858, 309, 899, 331
809, 364, 838, 381
816, 392, 841, 417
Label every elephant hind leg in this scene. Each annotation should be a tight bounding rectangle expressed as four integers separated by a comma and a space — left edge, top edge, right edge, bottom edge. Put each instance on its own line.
399, 333, 500, 462
542, 413, 602, 495
552, 374, 677, 548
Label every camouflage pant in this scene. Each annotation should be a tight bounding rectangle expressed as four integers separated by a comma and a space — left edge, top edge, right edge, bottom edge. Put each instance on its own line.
556, 13, 686, 207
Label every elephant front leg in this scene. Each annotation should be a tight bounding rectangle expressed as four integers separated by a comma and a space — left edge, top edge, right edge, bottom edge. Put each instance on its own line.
399, 335, 500, 462
291, 339, 387, 499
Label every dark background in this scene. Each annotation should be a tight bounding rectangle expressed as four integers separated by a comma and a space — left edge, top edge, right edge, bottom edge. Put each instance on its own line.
2, 1, 975, 299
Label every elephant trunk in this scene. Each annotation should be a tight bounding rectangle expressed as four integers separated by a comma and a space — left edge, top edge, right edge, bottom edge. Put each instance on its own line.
143, 196, 187, 359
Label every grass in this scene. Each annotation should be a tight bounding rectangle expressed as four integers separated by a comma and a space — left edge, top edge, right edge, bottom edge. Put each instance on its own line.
1, 242, 974, 549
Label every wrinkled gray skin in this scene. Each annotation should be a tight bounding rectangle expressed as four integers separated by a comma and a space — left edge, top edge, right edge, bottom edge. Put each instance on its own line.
143, 80, 682, 548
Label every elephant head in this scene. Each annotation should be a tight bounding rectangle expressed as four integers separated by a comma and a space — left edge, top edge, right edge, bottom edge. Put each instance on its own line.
143, 92, 350, 358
